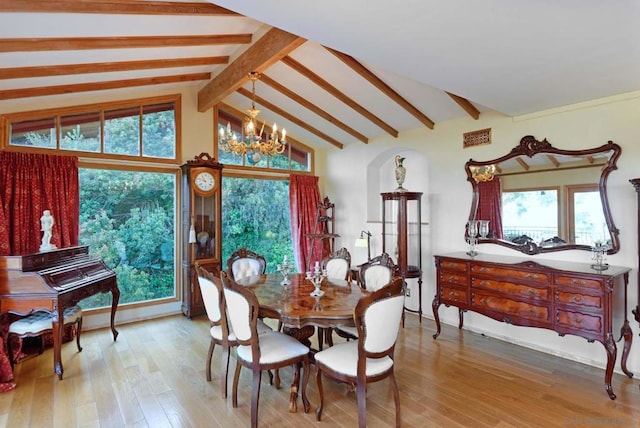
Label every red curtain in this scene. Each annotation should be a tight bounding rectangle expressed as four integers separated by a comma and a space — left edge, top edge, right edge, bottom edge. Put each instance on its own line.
476, 177, 503, 239
0, 152, 79, 255
289, 174, 325, 272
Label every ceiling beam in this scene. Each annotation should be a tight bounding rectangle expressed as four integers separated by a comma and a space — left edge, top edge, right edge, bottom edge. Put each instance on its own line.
516, 157, 530, 171
0, 35, 251, 53
281, 56, 398, 138
326, 47, 435, 130
0, 73, 210, 100
259, 74, 369, 144
446, 92, 480, 120
546, 154, 560, 168
198, 27, 305, 112
0, 56, 228, 80
0, 0, 239, 15
237, 87, 344, 149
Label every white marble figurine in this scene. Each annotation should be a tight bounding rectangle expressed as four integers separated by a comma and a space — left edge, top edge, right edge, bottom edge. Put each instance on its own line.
40, 209, 57, 252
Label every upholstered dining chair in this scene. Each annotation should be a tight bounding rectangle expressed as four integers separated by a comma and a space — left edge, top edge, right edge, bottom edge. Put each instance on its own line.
333, 253, 397, 342
321, 247, 351, 348
315, 276, 405, 428
226, 248, 267, 280
221, 273, 311, 428
195, 265, 272, 398
6, 305, 83, 369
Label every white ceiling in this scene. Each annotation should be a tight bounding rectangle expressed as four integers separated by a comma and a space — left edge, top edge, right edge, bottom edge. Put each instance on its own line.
1, 1, 639, 150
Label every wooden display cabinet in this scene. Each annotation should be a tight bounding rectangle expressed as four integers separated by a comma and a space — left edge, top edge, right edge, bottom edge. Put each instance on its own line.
180, 153, 223, 318
381, 191, 423, 321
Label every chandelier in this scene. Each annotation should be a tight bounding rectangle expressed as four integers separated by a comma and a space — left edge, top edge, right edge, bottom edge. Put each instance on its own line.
218, 72, 287, 162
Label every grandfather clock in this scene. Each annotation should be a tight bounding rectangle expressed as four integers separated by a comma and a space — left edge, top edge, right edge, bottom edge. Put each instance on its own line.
181, 153, 223, 318
381, 191, 423, 322
631, 179, 640, 330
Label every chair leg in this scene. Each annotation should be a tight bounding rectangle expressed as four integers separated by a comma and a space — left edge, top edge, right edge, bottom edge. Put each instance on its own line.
325, 327, 334, 347
220, 344, 230, 398
6, 335, 14, 370
390, 370, 401, 427
206, 339, 215, 382
251, 367, 262, 428
315, 364, 324, 421
288, 363, 300, 413
357, 377, 367, 428
75, 317, 83, 353
232, 360, 242, 408
300, 358, 310, 413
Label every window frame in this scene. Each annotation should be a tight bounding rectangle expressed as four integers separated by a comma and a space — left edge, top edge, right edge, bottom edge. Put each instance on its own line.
1, 94, 182, 165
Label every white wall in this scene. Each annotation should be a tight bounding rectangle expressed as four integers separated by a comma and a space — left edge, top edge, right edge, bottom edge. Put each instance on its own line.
325, 90, 640, 375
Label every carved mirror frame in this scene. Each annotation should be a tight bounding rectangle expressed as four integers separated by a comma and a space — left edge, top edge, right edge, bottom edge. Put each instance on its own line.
465, 135, 621, 255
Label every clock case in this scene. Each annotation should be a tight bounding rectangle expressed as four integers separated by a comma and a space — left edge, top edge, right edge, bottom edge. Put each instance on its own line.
180, 153, 223, 318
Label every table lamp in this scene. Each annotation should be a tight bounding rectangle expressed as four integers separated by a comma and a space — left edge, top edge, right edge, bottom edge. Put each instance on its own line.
355, 230, 372, 261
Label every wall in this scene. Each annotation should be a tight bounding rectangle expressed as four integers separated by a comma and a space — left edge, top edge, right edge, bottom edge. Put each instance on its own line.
326, 90, 640, 374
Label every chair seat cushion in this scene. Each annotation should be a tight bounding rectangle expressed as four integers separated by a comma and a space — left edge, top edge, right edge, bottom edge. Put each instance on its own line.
210, 319, 272, 341
9, 306, 82, 336
236, 331, 309, 364
315, 341, 393, 377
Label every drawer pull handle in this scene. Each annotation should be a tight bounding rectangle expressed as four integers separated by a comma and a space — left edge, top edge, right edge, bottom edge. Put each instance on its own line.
571, 296, 582, 303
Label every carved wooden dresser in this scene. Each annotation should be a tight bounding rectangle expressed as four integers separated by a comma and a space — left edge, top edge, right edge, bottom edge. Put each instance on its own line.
433, 252, 632, 400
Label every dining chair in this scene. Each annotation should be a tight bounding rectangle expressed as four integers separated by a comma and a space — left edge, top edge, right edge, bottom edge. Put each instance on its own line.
315, 276, 405, 428
6, 305, 83, 369
320, 247, 351, 348
222, 273, 311, 428
226, 248, 267, 280
195, 265, 272, 398
333, 253, 397, 342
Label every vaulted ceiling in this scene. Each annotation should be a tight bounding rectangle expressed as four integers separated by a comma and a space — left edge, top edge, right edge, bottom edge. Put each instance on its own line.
1, 1, 638, 151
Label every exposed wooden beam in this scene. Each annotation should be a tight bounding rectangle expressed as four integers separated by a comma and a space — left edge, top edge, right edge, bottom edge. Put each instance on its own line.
198, 28, 305, 112
219, 102, 308, 151
326, 47, 435, 130
259, 74, 369, 144
516, 157, 530, 171
0, 0, 239, 15
446, 92, 480, 120
0, 35, 251, 53
237, 87, 344, 149
0, 56, 228, 80
0, 73, 210, 100
281, 56, 398, 138
546, 154, 560, 168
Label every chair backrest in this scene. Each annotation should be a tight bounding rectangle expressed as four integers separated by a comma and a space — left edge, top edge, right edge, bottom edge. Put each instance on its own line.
195, 264, 224, 325
355, 276, 405, 357
359, 253, 396, 291
220, 272, 260, 347
322, 247, 351, 281
226, 248, 267, 280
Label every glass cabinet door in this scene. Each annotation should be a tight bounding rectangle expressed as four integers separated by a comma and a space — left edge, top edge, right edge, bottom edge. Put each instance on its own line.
381, 191, 422, 277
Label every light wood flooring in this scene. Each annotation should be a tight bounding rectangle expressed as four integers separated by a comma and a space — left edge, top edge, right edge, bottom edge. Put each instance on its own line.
0, 313, 639, 427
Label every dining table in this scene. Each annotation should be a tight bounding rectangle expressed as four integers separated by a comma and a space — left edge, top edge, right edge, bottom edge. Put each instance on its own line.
233, 272, 369, 412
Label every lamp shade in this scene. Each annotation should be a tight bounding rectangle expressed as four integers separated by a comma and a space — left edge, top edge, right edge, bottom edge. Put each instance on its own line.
355, 238, 368, 248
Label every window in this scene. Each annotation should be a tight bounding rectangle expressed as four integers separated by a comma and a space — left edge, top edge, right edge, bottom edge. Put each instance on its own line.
567, 184, 606, 245
78, 167, 177, 309
222, 176, 296, 273
3, 95, 180, 163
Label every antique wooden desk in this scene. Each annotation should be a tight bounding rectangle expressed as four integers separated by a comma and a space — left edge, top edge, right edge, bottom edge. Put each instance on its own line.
433, 252, 632, 400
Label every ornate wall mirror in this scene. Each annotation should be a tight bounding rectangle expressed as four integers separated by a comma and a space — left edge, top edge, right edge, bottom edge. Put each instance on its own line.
464, 135, 621, 255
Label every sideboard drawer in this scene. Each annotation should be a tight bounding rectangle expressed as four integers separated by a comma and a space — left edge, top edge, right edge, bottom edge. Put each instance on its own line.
439, 260, 467, 272
439, 271, 467, 287
556, 308, 603, 334
472, 265, 549, 284
554, 275, 603, 290
472, 291, 549, 322
472, 278, 549, 301
555, 290, 602, 310
440, 285, 467, 305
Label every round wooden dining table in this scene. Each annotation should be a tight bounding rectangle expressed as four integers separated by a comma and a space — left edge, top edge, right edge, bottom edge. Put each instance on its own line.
234, 273, 368, 330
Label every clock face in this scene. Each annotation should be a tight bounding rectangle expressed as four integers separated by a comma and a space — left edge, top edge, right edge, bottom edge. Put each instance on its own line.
194, 171, 216, 192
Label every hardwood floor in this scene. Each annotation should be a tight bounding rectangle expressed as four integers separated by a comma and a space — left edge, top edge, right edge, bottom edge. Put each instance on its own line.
0, 313, 638, 427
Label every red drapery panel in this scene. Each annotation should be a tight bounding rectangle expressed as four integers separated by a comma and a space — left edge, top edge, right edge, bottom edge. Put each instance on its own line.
0, 152, 79, 255
289, 174, 324, 272
476, 177, 503, 239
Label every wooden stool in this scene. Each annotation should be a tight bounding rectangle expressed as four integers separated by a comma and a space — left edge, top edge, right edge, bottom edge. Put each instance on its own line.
7, 305, 83, 368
